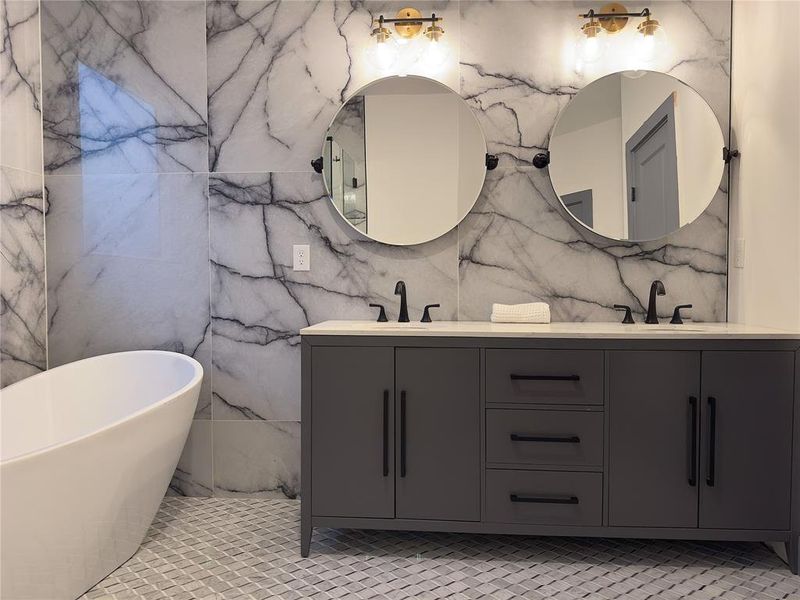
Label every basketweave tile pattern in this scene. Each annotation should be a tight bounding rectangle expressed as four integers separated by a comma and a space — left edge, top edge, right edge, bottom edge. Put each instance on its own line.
82, 498, 800, 600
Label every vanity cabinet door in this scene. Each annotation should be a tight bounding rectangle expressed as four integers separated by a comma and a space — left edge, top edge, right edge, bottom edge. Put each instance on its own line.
699, 352, 794, 530
311, 346, 395, 518
395, 348, 480, 521
609, 351, 701, 528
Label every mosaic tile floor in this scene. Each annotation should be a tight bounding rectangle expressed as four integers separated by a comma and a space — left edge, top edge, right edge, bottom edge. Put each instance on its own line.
82, 497, 800, 600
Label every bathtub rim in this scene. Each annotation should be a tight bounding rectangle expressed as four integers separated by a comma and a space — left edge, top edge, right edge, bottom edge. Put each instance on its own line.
0, 350, 203, 466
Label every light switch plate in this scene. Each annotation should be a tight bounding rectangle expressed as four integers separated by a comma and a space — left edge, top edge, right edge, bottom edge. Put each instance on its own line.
293, 244, 310, 271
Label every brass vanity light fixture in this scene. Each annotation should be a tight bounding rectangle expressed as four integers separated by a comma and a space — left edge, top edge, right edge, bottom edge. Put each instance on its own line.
578, 4, 665, 62
374, 8, 443, 40
366, 8, 446, 71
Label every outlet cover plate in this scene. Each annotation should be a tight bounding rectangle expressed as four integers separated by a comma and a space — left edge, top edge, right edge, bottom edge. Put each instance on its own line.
293, 244, 310, 271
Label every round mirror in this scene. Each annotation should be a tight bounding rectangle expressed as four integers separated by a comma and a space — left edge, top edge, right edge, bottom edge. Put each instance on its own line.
321, 75, 487, 246
548, 70, 724, 242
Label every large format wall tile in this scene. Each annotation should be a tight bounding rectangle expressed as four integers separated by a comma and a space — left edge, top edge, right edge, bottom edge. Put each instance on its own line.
213, 420, 300, 498
0, 0, 42, 174
40, 0, 208, 175
458, 167, 727, 322
169, 419, 213, 497
210, 172, 457, 421
206, 0, 459, 173
458, 0, 731, 322
45, 172, 212, 416
33, 0, 734, 496
0, 167, 46, 387
460, 0, 731, 166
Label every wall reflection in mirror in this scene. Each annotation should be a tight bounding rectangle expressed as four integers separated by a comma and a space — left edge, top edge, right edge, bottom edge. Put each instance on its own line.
321, 76, 487, 246
548, 70, 724, 242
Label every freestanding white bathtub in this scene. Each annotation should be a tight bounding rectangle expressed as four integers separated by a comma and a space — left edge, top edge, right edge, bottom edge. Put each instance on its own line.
1, 350, 202, 600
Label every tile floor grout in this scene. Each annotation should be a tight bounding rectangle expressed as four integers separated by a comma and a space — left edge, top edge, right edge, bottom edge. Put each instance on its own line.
83, 497, 800, 599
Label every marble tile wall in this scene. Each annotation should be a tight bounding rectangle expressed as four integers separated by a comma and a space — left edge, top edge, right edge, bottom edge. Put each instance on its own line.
1, 0, 46, 388
39, 0, 732, 497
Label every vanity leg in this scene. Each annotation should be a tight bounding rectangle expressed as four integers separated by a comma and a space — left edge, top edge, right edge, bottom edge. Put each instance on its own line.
301, 509, 312, 557
787, 534, 799, 575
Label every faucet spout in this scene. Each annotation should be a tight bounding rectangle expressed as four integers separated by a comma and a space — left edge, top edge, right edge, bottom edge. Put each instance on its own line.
394, 280, 409, 323
645, 280, 666, 324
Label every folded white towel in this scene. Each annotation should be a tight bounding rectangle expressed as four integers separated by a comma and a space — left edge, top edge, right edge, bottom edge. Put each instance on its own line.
491, 302, 551, 324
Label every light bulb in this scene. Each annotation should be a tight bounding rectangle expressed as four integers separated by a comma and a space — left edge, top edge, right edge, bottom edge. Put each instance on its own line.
577, 21, 607, 64
422, 38, 449, 71
635, 18, 666, 63
365, 37, 399, 72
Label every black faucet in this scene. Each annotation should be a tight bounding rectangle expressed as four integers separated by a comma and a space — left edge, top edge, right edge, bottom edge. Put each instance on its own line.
645, 280, 666, 324
394, 280, 409, 323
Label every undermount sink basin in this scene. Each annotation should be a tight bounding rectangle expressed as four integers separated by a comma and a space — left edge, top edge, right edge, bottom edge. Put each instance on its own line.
372, 323, 428, 330
636, 326, 708, 333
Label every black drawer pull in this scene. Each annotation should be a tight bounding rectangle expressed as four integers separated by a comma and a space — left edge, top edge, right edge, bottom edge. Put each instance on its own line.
509, 493, 579, 505
510, 374, 580, 382
510, 434, 580, 444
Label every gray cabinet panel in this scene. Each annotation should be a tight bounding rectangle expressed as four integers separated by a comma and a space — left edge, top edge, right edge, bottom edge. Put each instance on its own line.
311, 346, 394, 518
700, 351, 794, 530
486, 350, 603, 405
486, 470, 602, 526
486, 409, 603, 467
396, 348, 480, 521
609, 351, 700, 528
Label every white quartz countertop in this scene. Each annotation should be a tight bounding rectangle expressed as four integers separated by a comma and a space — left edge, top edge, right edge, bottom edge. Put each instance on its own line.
301, 320, 800, 340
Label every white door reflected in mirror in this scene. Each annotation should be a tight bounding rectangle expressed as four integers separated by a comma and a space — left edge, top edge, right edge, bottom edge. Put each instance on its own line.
321, 75, 487, 246
548, 70, 725, 242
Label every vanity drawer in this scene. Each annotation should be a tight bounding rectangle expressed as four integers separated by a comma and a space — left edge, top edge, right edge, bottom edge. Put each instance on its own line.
485, 470, 602, 526
486, 350, 603, 405
486, 409, 603, 467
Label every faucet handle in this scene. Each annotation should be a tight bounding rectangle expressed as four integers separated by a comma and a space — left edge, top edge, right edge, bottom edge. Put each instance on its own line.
369, 303, 388, 323
613, 304, 635, 324
421, 304, 440, 323
670, 304, 693, 325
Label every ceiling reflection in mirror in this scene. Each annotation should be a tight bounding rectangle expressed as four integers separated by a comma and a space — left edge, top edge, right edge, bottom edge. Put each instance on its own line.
548, 70, 724, 242
322, 76, 487, 246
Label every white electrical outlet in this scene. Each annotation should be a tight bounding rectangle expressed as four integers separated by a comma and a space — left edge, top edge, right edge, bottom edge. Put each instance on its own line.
293, 244, 310, 271
733, 238, 746, 269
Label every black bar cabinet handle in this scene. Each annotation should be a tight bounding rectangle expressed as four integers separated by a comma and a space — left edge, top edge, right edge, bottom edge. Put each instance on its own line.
382, 390, 389, 477
688, 396, 698, 487
510, 434, 580, 444
509, 494, 579, 505
706, 396, 717, 487
400, 391, 407, 478
510, 374, 580, 382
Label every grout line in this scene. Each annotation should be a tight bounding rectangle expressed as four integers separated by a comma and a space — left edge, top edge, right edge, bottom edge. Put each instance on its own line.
36, 0, 48, 371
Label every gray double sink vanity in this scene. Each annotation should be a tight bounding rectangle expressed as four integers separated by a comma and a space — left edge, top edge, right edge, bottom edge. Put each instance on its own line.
300, 319, 800, 572
305, 50, 799, 571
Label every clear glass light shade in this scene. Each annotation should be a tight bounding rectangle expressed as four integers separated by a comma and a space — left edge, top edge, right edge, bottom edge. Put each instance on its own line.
365, 37, 399, 72
635, 21, 666, 63
421, 38, 450, 70
577, 26, 607, 64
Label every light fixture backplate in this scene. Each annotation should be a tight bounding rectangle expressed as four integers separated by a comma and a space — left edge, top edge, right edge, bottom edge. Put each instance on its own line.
394, 7, 423, 38
598, 2, 629, 33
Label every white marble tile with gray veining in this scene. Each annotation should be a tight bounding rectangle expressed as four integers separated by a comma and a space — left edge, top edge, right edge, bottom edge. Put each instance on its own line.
460, 0, 731, 167
40, 0, 208, 175
209, 172, 458, 421
213, 420, 300, 499
45, 172, 212, 417
458, 167, 727, 323
169, 419, 213, 497
206, 0, 460, 174
1, 0, 42, 174
0, 167, 46, 387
